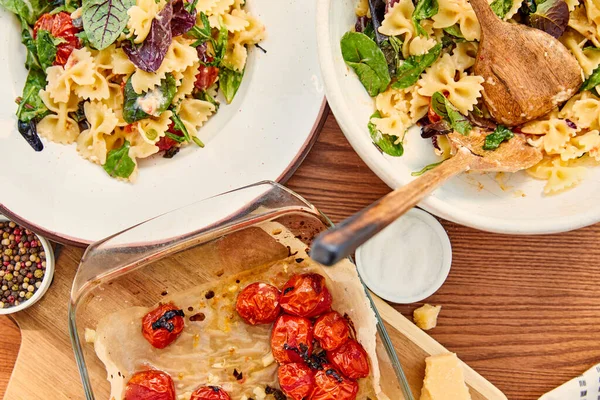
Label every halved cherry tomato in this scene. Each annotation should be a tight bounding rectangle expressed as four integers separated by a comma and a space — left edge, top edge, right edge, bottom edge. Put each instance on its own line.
278, 363, 315, 400
156, 122, 183, 151
279, 274, 332, 318
327, 339, 370, 379
190, 386, 231, 400
311, 365, 358, 400
270, 314, 313, 364
33, 12, 80, 66
195, 65, 220, 90
313, 311, 350, 351
428, 101, 442, 124
141, 303, 185, 349
236, 282, 281, 325
124, 370, 176, 400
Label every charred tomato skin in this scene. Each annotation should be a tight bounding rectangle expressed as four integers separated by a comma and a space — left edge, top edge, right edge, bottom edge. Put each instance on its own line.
141, 302, 185, 349
327, 339, 370, 379
124, 370, 176, 400
235, 282, 282, 325
427, 102, 442, 124
190, 386, 231, 400
311, 365, 359, 400
278, 363, 315, 400
270, 314, 314, 364
33, 12, 80, 66
313, 311, 350, 351
279, 273, 332, 318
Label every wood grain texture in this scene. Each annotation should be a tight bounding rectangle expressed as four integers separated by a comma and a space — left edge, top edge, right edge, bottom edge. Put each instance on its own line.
1, 111, 600, 400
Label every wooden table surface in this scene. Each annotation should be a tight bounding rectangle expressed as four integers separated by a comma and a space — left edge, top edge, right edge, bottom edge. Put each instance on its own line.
1, 111, 600, 400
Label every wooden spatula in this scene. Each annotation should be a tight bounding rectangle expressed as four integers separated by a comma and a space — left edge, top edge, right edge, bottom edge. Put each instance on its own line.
470, 0, 582, 126
309, 129, 542, 266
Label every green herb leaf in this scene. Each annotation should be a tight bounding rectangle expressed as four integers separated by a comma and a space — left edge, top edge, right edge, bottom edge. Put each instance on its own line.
443, 24, 464, 38
0, 0, 53, 25
363, 20, 376, 41
192, 136, 205, 147
483, 125, 514, 150
368, 111, 404, 156
195, 89, 220, 111
379, 35, 403, 76
82, 0, 135, 50
35, 30, 66, 70
392, 43, 442, 89
170, 110, 191, 142
185, 0, 199, 13
76, 31, 94, 48
17, 68, 50, 123
213, 17, 229, 63
490, 0, 513, 18
123, 73, 177, 123
340, 31, 391, 97
103, 140, 136, 179
411, 160, 445, 176
528, 0, 569, 38
165, 132, 185, 143
430, 91, 472, 135
188, 12, 213, 47
19, 17, 42, 71
219, 67, 244, 104
412, 0, 438, 36
581, 67, 600, 92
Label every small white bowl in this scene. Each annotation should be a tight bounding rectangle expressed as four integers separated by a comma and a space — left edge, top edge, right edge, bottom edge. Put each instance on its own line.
316, 0, 600, 234
0, 216, 55, 314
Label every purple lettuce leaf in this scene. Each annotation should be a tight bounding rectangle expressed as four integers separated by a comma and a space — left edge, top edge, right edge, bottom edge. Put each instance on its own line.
123, 1, 174, 72
171, 0, 197, 37
528, 0, 568, 38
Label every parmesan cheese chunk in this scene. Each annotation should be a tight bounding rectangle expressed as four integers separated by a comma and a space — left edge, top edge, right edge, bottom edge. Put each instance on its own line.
413, 304, 441, 331
420, 353, 471, 400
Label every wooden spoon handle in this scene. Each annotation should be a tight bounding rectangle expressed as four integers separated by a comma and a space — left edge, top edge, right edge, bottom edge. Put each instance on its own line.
309, 149, 472, 266
469, 0, 501, 32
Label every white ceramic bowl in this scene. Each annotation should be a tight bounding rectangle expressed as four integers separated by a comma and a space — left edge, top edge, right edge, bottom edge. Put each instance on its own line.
0, 216, 55, 314
316, 0, 600, 234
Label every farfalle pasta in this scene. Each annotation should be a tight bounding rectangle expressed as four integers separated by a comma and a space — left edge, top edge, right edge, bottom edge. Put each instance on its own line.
5, 0, 264, 181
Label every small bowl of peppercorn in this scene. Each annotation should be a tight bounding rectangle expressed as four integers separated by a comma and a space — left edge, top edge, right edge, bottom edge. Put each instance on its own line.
0, 216, 54, 314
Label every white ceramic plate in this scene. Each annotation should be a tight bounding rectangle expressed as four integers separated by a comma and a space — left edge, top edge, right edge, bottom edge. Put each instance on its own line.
0, 1, 326, 245
317, 0, 600, 234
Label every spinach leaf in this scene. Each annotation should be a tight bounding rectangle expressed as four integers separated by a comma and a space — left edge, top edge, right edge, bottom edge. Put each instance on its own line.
392, 43, 441, 89
0, 0, 52, 25
103, 140, 136, 179
82, 0, 135, 50
368, 111, 404, 156
490, 0, 513, 18
36, 30, 65, 70
219, 67, 244, 104
412, 0, 438, 36
123, 73, 177, 123
19, 17, 42, 71
340, 31, 391, 97
17, 68, 50, 123
379, 35, 403, 76
443, 24, 464, 38
483, 125, 514, 150
581, 67, 600, 92
411, 160, 445, 176
528, 0, 568, 38
431, 91, 472, 135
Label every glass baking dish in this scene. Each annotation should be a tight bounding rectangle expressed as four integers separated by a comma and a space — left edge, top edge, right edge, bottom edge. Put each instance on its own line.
69, 181, 413, 400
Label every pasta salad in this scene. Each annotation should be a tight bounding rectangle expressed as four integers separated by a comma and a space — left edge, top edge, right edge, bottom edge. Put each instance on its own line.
344, 0, 600, 194
1, 0, 265, 181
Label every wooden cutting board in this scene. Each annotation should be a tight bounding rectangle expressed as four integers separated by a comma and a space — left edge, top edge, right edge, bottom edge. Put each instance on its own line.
4, 245, 506, 400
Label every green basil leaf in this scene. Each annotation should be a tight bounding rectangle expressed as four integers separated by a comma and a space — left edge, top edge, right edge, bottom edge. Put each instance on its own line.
219, 67, 244, 104
103, 140, 136, 179
392, 43, 442, 89
0, 0, 52, 25
17, 68, 50, 123
412, 0, 438, 36
581, 67, 600, 92
340, 32, 391, 97
411, 160, 445, 176
82, 0, 135, 50
443, 24, 464, 38
490, 0, 513, 18
483, 125, 514, 150
368, 111, 404, 156
430, 91, 472, 135
123, 73, 177, 123
35, 30, 66, 70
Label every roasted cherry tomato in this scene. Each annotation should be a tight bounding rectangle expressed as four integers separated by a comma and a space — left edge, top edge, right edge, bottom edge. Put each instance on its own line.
311, 365, 359, 400
195, 65, 220, 90
327, 339, 370, 379
313, 311, 350, 351
270, 314, 313, 364
278, 363, 315, 400
124, 370, 176, 400
236, 282, 281, 325
427, 101, 442, 124
141, 302, 185, 349
190, 386, 231, 400
279, 273, 332, 318
33, 12, 80, 66
156, 122, 184, 151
